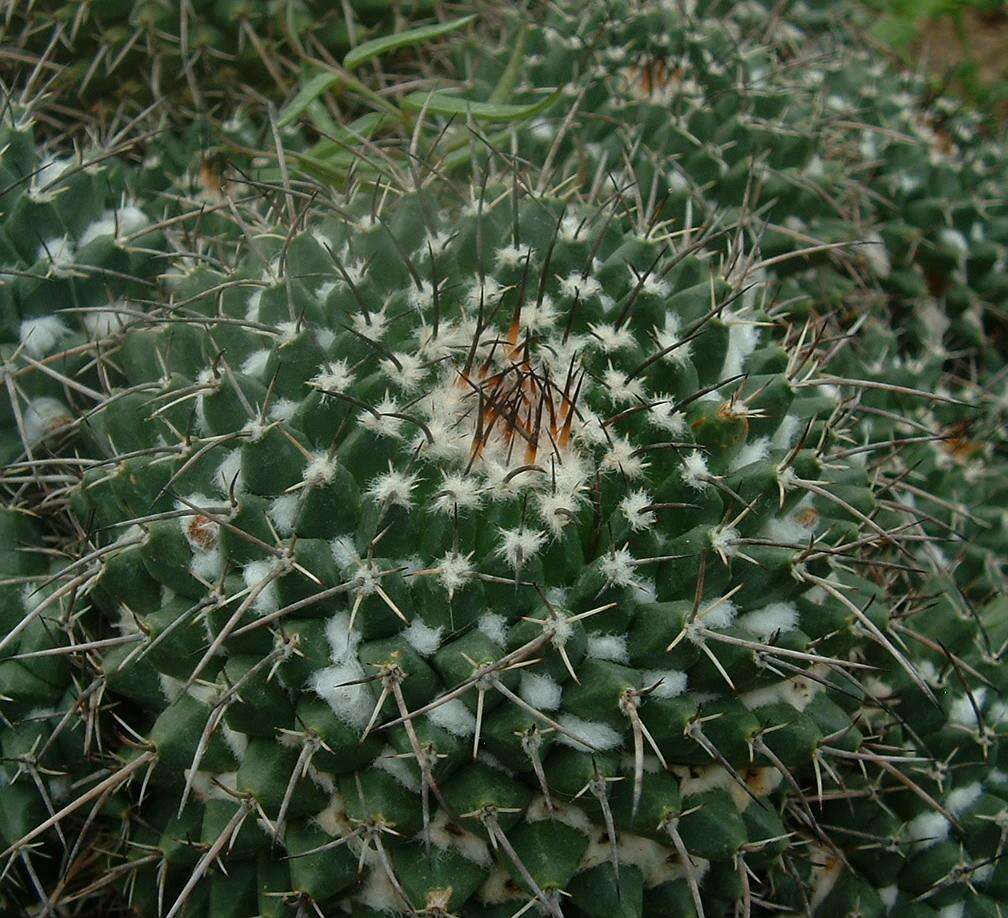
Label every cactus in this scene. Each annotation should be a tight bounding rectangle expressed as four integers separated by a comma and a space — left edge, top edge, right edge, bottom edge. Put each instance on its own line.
0, 0, 460, 131
2, 1, 1008, 916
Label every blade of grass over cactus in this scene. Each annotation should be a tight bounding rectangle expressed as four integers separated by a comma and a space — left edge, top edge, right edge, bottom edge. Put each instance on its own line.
343, 14, 477, 71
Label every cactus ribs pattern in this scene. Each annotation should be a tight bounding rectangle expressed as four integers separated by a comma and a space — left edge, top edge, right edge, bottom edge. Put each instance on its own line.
1, 1, 1008, 916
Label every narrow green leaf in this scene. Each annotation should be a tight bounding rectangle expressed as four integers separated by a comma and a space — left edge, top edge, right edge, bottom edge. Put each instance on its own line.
278, 73, 341, 128
489, 21, 528, 104
343, 15, 476, 71
400, 88, 562, 122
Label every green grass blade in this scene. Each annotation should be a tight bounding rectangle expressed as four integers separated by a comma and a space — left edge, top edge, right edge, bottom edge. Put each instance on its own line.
278, 73, 342, 128
343, 15, 476, 71
400, 87, 561, 122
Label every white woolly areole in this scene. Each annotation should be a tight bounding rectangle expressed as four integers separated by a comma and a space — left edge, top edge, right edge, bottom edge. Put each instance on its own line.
601, 365, 646, 405
680, 450, 710, 490
432, 473, 482, 514
311, 658, 373, 729
586, 633, 630, 663
641, 670, 687, 698
23, 397, 72, 445
303, 452, 339, 487
381, 351, 426, 391
366, 468, 417, 508
312, 359, 355, 393
212, 448, 243, 497
427, 698, 476, 737
599, 546, 639, 588
556, 714, 622, 751
519, 672, 562, 711
325, 611, 362, 663
19, 317, 70, 357
418, 810, 490, 866
496, 527, 546, 570
709, 525, 739, 559
700, 597, 738, 630
730, 436, 770, 471
436, 550, 473, 597
81, 305, 125, 340
330, 535, 360, 572
905, 811, 950, 848
373, 747, 420, 792
620, 489, 656, 532
739, 602, 798, 639
949, 688, 986, 726
946, 783, 982, 816
267, 494, 299, 536
37, 237, 75, 275
240, 349, 270, 378
402, 618, 443, 656
477, 613, 507, 646
242, 559, 283, 614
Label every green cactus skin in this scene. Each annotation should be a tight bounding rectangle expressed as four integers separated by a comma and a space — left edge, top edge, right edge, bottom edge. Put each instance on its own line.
2, 0, 1008, 916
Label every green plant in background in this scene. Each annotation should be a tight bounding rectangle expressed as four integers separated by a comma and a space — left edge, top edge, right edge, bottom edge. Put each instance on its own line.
865, 0, 1008, 122
2, 0, 1008, 915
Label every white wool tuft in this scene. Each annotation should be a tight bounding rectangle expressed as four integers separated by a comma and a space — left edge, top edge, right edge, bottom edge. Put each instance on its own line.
946, 783, 981, 816
436, 550, 472, 596
381, 351, 426, 391
242, 559, 282, 614
948, 688, 986, 726
680, 450, 710, 490
310, 658, 373, 729
771, 414, 801, 450
496, 527, 546, 570
730, 436, 770, 471
37, 237, 75, 275
558, 271, 602, 302
602, 435, 647, 478
648, 398, 687, 435
739, 602, 799, 639
599, 546, 638, 588
701, 597, 738, 630
519, 672, 562, 711
419, 810, 491, 866
601, 365, 645, 404
240, 349, 271, 378
221, 725, 249, 762
312, 359, 355, 393
213, 449, 243, 496
477, 613, 508, 646
82, 306, 125, 339
304, 453, 338, 487
763, 513, 814, 545
22, 397, 71, 445
556, 714, 622, 751
641, 670, 687, 698
586, 633, 630, 663
267, 494, 299, 536
267, 398, 298, 422
709, 525, 739, 559
366, 468, 417, 508
330, 535, 360, 572
402, 618, 443, 656
325, 611, 362, 662
427, 699, 477, 737
432, 473, 482, 514
19, 317, 70, 357
620, 489, 656, 532
905, 810, 950, 847
374, 747, 420, 792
